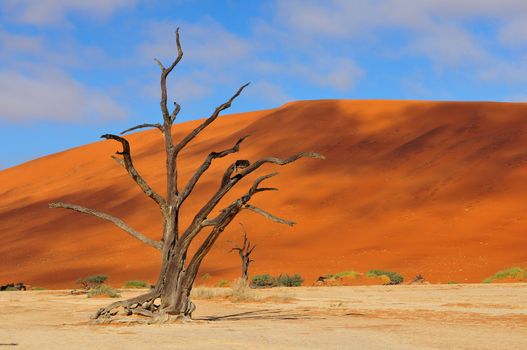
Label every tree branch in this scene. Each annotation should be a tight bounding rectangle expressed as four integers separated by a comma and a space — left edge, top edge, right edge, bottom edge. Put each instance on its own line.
178, 135, 249, 207
157, 28, 184, 123
170, 102, 181, 123
154, 58, 165, 70
201, 173, 283, 228
239, 152, 325, 178
111, 155, 125, 168
173, 83, 250, 154
120, 123, 162, 135
49, 202, 162, 250
179, 151, 323, 245
101, 134, 166, 209
165, 28, 183, 75
243, 204, 295, 226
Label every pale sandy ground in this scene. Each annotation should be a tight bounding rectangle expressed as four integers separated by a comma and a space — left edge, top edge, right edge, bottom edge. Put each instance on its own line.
0, 284, 526, 349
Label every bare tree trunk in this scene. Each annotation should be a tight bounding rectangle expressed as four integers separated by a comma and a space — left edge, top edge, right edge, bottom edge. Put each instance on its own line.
49, 28, 324, 324
230, 223, 256, 282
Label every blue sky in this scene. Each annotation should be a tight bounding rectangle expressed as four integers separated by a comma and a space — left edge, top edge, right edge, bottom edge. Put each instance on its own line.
1, 0, 527, 169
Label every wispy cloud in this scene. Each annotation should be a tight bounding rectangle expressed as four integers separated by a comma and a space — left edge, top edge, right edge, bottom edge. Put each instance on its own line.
248, 81, 290, 105
139, 18, 250, 67
0, 69, 126, 122
1, 0, 137, 26
0, 5, 131, 123
291, 57, 364, 91
269, 0, 527, 87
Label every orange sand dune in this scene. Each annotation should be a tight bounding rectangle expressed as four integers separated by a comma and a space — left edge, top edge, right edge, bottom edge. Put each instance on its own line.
1, 100, 527, 288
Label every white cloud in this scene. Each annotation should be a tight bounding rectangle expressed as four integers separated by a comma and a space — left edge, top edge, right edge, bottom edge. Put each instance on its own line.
0, 69, 126, 122
267, 0, 527, 88
0, 25, 129, 123
478, 60, 527, 84
1, 0, 137, 26
410, 24, 488, 67
0, 29, 43, 56
273, 1, 527, 55
292, 57, 364, 91
248, 81, 290, 105
135, 18, 255, 110
498, 18, 527, 48
139, 18, 250, 67
170, 76, 212, 102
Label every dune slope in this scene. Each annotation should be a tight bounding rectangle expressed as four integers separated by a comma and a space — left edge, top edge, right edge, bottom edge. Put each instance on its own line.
1, 100, 527, 288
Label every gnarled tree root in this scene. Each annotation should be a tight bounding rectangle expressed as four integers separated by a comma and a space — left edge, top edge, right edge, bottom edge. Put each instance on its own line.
91, 291, 196, 325
91, 291, 159, 322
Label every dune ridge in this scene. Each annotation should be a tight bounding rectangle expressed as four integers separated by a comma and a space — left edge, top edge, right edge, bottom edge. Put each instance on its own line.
1, 99, 527, 288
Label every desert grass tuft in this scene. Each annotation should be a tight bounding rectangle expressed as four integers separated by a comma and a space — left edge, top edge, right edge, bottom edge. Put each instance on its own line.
87, 285, 120, 298
123, 280, 148, 289
191, 286, 231, 300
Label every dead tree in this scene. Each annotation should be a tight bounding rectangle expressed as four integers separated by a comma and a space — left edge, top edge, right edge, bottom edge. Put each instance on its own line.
49, 28, 323, 323
230, 223, 256, 282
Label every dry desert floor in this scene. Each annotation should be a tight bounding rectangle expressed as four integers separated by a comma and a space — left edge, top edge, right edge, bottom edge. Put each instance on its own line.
0, 284, 526, 349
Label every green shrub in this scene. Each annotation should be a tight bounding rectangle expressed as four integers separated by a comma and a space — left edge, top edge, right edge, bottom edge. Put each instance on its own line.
494, 267, 522, 279
366, 270, 404, 285
123, 280, 148, 288
332, 271, 360, 279
250, 274, 276, 288
201, 273, 211, 281
4, 286, 18, 291
218, 279, 229, 287
85, 274, 108, 284
87, 285, 120, 298
276, 274, 304, 287
483, 266, 526, 283
76, 274, 108, 289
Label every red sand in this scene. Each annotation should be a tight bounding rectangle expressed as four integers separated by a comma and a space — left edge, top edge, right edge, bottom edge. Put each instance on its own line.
1, 99, 527, 288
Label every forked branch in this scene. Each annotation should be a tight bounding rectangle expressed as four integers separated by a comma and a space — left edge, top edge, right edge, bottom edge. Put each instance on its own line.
155, 28, 183, 122
187, 174, 290, 276
173, 83, 250, 154
49, 202, 162, 250
178, 135, 249, 206
180, 152, 323, 244
101, 134, 166, 209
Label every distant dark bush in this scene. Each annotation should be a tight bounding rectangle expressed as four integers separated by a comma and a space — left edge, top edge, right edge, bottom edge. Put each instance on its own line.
276, 274, 304, 287
250, 274, 276, 288
366, 270, 404, 285
123, 280, 148, 288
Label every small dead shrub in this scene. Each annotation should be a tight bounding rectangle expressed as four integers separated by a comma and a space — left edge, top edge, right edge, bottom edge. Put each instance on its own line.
230, 278, 259, 302
191, 287, 231, 300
